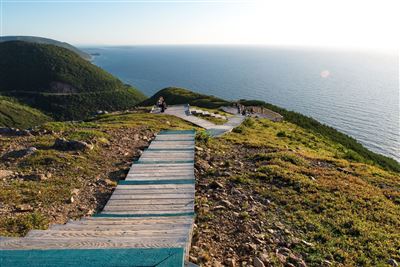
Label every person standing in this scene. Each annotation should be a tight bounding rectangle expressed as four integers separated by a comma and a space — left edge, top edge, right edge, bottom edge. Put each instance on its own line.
157, 96, 167, 113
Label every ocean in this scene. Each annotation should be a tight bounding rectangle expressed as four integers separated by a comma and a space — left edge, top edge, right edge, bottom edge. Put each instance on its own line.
82, 46, 399, 161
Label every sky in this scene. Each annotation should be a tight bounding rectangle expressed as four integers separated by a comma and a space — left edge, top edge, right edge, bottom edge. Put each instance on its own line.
0, 0, 399, 49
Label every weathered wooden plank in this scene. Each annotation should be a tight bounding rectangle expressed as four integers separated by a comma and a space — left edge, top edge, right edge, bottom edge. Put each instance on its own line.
103, 204, 194, 212
27, 229, 190, 239
158, 129, 195, 134
109, 194, 195, 200
74, 216, 193, 225
155, 135, 195, 141
126, 172, 194, 177
112, 191, 193, 197
125, 175, 194, 181
0, 238, 187, 249
98, 210, 194, 216
149, 142, 194, 145
51, 222, 193, 231
101, 208, 194, 214
118, 179, 194, 185
129, 166, 194, 171
115, 184, 194, 190
0, 248, 185, 267
105, 199, 194, 205
136, 160, 194, 164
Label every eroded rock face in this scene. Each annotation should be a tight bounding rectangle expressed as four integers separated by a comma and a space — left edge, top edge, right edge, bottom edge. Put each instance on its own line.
53, 138, 93, 151
49, 81, 77, 93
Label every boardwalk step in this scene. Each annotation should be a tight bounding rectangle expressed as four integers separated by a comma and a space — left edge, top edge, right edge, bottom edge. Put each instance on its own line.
0, 130, 196, 267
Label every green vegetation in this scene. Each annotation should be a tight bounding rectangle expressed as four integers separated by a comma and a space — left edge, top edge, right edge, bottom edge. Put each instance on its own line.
190, 106, 230, 125
238, 99, 400, 172
0, 111, 197, 236
0, 41, 146, 120
0, 96, 52, 128
141, 87, 229, 108
143, 87, 399, 171
199, 117, 400, 266
0, 36, 91, 60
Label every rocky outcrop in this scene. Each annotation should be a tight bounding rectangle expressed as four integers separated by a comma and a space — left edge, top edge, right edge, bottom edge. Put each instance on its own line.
53, 138, 93, 151
2, 147, 37, 159
0, 127, 31, 136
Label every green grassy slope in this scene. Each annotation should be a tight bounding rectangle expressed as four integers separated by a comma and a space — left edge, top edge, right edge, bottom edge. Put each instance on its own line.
0, 41, 146, 120
194, 118, 400, 266
141, 87, 230, 108
0, 96, 52, 128
238, 99, 400, 172
0, 36, 91, 60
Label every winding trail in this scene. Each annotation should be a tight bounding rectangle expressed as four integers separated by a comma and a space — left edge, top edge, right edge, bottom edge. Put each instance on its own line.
163, 105, 245, 136
0, 106, 245, 266
0, 130, 196, 267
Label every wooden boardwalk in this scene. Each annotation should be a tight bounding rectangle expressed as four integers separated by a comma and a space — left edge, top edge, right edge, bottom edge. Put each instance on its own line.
0, 130, 196, 267
162, 105, 245, 136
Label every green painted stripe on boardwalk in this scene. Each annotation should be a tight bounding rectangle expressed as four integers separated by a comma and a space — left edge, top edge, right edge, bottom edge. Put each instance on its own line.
145, 148, 194, 151
154, 139, 194, 142
0, 247, 184, 267
95, 212, 195, 218
119, 179, 195, 185
159, 129, 196, 135
135, 160, 194, 164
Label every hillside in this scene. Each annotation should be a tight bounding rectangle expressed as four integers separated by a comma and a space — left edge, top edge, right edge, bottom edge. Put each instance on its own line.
0, 41, 146, 120
0, 107, 398, 266
0, 36, 91, 60
146, 88, 400, 173
193, 117, 400, 266
141, 87, 230, 108
0, 96, 52, 128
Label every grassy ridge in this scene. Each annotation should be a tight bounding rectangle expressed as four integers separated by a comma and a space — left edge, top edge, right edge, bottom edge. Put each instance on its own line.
145, 88, 399, 172
195, 117, 400, 266
238, 100, 400, 172
0, 41, 146, 120
0, 36, 91, 60
9, 88, 145, 121
141, 87, 229, 108
0, 96, 52, 128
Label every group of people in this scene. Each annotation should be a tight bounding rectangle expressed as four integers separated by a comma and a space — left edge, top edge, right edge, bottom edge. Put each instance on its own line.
156, 98, 254, 116
156, 96, 167, 113
235, 103, 254, 116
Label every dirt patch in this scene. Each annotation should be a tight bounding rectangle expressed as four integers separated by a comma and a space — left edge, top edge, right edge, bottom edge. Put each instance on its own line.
0, 126, 155, 236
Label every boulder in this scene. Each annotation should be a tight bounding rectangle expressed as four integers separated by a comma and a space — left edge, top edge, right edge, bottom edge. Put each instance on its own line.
0, 127, 31, 136
21, 173, 46, 181
0, 170, 14, 179
54, 138, 93, 151
15, 204, 33, 212
2, 147, 37, 159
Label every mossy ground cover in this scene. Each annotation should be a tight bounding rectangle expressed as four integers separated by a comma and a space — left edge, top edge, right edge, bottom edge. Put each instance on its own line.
192, 117, 400, 266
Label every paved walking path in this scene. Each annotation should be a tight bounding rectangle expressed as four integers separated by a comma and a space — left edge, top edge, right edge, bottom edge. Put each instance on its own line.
0, 130, 196, 267
162, 105, 245, 136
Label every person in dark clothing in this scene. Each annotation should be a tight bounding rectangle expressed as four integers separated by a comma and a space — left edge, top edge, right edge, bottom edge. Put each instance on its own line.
157, 96, 167, 113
